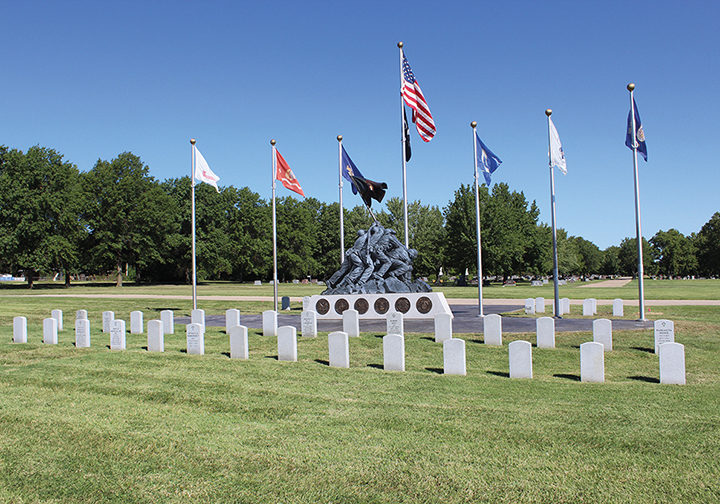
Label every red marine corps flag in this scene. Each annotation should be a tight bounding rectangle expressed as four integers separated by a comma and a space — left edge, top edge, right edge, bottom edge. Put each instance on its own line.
275, 149, 304, 197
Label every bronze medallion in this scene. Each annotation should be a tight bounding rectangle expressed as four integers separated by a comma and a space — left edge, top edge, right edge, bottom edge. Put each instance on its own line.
395, 297, 411, 314
334, 298, 349, 314
354, 298, 369, 314
416, 296, 433, 314
374, 297, 389, 315
315, 298, 330, 315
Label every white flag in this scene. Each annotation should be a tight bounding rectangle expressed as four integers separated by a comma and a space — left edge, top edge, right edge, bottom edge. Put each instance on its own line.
193, 145, 220, 192
548, 117, 567, 175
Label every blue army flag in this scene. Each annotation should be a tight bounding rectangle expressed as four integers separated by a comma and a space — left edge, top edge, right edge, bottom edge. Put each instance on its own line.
626, 98, 648, 161
341, 146, 363, 195
475, 132, 502, 186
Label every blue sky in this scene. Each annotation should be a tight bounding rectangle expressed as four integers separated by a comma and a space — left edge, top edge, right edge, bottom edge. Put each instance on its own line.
2, 0, 718, 250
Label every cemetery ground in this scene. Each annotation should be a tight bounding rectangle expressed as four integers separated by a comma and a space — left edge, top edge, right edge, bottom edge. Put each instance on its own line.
0, 282, 719, 503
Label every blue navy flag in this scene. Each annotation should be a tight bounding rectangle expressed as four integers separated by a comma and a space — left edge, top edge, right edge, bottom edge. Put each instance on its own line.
626, 98, 648, 161
341, 146, 364, 195
475, 132, 502, 186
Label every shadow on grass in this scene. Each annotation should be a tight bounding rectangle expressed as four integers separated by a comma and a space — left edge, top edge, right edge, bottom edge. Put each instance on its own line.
141, 346, 148, 351
426, 367, 444, 374
367, 363, 383, 370
421, 336, 435, 342
554, 373, 581, 381
469, 338, 485, 345
631, 346, 655, 354
151, 307, 183, 312
221, 352, 230, 358
265, 355, 278, 360
628, 375, 660, 383
487, 370, 510, 378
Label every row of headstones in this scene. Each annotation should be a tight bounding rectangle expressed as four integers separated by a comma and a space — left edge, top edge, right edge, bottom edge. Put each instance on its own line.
525, 297, 625, 317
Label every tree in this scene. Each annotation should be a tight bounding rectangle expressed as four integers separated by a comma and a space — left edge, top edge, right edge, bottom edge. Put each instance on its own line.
275, 196, 321, 281
617, 237, 657, 277
601, 246, 621, 275
443, 183, 484, 276
650, 229, 697, 278
695, 212, 720, 277
227, 186, 272, 281
572, 236, 603, 276
83, 152, 177, 286
0, 145, 85, 288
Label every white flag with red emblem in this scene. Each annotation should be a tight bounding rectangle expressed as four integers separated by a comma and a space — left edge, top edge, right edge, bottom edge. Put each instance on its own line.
193, 145, 220, 192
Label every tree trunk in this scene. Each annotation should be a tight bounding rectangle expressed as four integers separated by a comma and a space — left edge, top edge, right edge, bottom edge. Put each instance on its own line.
27, 269, 34, 289
116, 263, 123, 287
64, 268, 71, 288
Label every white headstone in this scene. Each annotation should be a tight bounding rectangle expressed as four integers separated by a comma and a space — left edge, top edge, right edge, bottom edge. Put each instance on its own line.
443, 338, 466, 375
580, 341, 605, 383
612, 299, 624, 317
147, 319, 164, 352
226, 309, 241, 333
654, 319, 675, 354
102, 311, 115, 333
434, 313, 453, 343
13, 316, 27, 343
186, 323, 204, 355
535, 297, 545, 313
229, 325, 248, 359
524, 298, 535, 315
262, 310, 278, 337
536, 317, 555, 349
160, 310, 174, 335
302, 296, 311, 312
277, 325, 297, 362
191, 309, 205, 327
386, 312, 404, 338
328, 331, 350, 368
509, 340, 533, 379
75, 319, 90, 348
76, 309, 88, 320
383, 334, 405, 371
301, 310, 317, 338
254, 280, 262, 286
582, 299, 594, 316
593, 318, 613, 351
43, 317, 58, 344
590, 298, 597, 314
130, 311, 144, 334
659, 342, 686, 385
51, 309, 63, 331
561, 298, 570, 315
110, 319, 126, 350
343, 309, 360, 338
483, 313, 502, 346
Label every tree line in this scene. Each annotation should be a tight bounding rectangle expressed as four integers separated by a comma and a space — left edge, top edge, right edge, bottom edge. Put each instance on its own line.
1, 145, 718, 287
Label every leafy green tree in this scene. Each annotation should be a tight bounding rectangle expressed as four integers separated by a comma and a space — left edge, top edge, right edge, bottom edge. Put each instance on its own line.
83, 152, 177, 286
315, 202, 342, 280
650, 228, 697, 277
275, 196, 321, 281
227, 186, 272, 281
0, 145, 85, 288
617, 237, 657, 277
695, 212, 720, 277
443, 183, 485, 276
572, 236, 603, 276
601, 246, 621, 275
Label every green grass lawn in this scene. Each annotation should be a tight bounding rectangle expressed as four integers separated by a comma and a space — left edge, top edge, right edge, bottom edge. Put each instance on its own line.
1, 299, 719, 503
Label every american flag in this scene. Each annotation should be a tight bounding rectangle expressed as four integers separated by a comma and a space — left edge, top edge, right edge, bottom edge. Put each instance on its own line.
401, 49, 435, 142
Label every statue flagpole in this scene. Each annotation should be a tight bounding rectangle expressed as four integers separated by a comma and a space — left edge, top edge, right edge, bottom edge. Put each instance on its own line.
545, 110, 561, 319
190, 139, 197, 311
627, 83, 646, 321
398, 41, 410, 249
337, 135, 345, 264
471, 122, 484, 317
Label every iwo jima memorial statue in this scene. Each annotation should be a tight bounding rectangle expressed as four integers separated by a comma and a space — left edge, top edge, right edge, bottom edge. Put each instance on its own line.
309, 154, 451, 320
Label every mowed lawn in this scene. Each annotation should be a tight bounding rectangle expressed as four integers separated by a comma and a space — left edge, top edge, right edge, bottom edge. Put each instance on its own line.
0, 284, 719, 503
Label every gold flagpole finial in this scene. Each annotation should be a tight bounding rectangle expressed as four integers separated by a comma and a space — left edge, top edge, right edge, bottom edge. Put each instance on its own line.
270, 139, 276, 146
397, 41, 403, 48
470, 121, 477, 128
545, 109, 552, 117
337, 135, 342, 142
627, 83, 635, 92
190, 139, 196, 145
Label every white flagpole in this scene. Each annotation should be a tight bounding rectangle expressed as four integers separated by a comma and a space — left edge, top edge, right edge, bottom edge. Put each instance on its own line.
337, 135, 345, 263
471, 122, 484, 317
190, 139, 198, 311
271, 139, 278, 313
546, 110, 561, 319
398, 41, 410, 249
627, 83, 646, 321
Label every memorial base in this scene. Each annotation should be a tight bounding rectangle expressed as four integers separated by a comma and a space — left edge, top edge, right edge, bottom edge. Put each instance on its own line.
309, 292, 452, 320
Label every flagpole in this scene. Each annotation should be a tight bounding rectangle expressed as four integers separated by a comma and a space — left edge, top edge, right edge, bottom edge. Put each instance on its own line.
471, 122, 484, 318
190, 139, 198, 311
271, 139, 278, 313
627, 83, 646, 321
337, 135, 345, 263
398, 41, 410, 249
546, 110, 562, 319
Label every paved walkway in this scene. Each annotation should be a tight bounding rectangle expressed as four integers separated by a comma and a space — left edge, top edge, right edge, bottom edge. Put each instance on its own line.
579, 277, 633, 288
